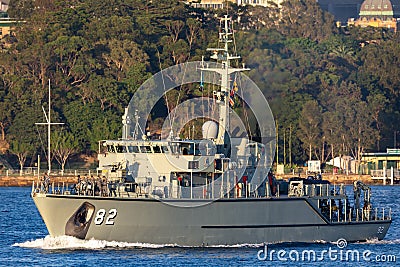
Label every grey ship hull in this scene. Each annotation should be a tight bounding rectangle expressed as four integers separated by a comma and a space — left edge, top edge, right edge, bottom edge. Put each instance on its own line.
32, 194, 391, 246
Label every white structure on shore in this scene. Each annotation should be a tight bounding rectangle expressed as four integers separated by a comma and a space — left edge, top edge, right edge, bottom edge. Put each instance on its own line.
187, 0, 284, 9
327, 156, 355, 174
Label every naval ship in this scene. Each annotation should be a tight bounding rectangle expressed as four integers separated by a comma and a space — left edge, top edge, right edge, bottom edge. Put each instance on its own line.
32, 16, 392, 246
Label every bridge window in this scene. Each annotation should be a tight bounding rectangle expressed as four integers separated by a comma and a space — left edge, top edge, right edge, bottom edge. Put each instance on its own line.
116, 145, 127, 153
188, 161, 199, 169
161, 145, 169, 153
128, 146, 140, 153
180, 143, 194, 155
170, 143, 180, 154
194, 145, 201, 156
140, 146, 152, 153
153, 145, 161, 153
107, 145, 115, 153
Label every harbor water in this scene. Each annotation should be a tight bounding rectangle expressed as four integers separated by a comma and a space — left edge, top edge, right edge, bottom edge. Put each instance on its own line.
1, 186, 399, 266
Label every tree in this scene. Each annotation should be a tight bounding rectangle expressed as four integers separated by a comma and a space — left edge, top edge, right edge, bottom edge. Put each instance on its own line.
102, 39, 149, 82
298, 100, 323, 161
340, 98, 377, 165
9, 139, 34, 174
50, 35, 90, 89
52, 130, 78, 173
63, 101, 121, 152
279, 0, 336, 42
0, 69, 13, 153
322, 111, 342, 168
7, 105, 42, 156
185, 18, 201, 51
367, 93, 388, 150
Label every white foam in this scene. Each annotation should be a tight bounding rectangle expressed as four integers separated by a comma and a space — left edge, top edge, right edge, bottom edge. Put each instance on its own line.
12, 235, 175, 250
13, 236, 270, 250
18, 236, 383, 250
208, 243, 264, 248
360, 238, 400, 245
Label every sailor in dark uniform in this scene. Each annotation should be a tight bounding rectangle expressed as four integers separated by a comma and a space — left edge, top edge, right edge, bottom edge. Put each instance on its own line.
43, 172, 50, 193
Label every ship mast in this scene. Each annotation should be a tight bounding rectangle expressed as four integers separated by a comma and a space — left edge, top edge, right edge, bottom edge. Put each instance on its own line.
35, 80, 64, 174
201, 15, 249, 145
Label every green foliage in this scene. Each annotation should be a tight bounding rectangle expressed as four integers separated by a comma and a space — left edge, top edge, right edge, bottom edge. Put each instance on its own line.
63, 101, 121, 152
52, 130, 79, 171
9, 139, 34, 170
298, 100, 322, 160
1, 0, 399, 169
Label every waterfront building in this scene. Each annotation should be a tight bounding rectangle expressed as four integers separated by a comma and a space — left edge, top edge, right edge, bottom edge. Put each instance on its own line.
361, 148, 400, 176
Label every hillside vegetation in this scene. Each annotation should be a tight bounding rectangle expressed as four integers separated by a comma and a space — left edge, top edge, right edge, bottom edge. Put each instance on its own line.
0, 0, 399, 170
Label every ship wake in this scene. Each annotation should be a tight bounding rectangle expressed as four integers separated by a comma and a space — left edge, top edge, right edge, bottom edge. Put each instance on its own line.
12, 235, 175, 250
360, 238, 400, 245
13, 235, 400, 250
13, 235, 266, 250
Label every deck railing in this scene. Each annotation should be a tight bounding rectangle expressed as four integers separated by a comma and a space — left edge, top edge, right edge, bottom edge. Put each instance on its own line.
1, 168, 98, 177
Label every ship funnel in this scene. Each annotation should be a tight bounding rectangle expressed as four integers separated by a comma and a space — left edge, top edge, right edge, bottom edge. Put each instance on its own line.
202, 121, 218, 139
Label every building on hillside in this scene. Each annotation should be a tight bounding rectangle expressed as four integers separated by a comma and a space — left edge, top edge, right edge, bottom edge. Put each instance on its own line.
347, 0, 400, 31
237, 0, 284, 7
187, 0, 283, 9
188, 0, 231, 9
0, 13, 16, 38
0, 0, 9, 12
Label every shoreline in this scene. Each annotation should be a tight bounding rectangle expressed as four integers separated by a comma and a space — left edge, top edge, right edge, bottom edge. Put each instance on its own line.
0, 176, 78, 187
0, 174, 395, 187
